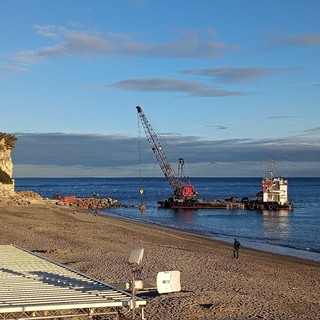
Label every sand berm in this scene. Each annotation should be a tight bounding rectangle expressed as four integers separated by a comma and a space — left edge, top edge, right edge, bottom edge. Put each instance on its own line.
0, 202, 319, 319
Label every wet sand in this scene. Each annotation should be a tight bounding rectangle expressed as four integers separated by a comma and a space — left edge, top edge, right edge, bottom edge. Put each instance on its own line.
0, 203, 319, 319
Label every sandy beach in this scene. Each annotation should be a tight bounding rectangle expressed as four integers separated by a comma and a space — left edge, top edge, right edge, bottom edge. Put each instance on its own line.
0, 202, 319, 320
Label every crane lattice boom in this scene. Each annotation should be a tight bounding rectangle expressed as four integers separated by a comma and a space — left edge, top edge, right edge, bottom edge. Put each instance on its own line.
136, 106, 196, 198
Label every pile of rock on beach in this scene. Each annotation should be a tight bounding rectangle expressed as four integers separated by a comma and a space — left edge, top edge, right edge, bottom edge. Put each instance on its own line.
0, 190, 120, 210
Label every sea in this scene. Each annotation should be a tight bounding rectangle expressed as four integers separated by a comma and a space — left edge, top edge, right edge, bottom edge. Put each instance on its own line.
15, 177, 320, 262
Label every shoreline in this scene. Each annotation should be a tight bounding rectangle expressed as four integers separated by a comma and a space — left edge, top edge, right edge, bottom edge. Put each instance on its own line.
102, 209, 320, 263
116, 214, 320, 264
0, 203, 319, 319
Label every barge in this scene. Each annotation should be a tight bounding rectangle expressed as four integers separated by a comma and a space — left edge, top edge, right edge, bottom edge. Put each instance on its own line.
158, 196, 245, 210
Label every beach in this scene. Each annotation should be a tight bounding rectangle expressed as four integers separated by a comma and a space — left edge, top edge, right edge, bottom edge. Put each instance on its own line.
0, 203, 319, 320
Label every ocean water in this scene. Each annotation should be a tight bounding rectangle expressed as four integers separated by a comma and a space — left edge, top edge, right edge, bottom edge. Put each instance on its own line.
15, 177, 320, 262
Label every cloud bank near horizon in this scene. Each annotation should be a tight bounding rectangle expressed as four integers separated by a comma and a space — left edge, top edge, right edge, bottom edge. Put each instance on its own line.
11, 131, 320, 177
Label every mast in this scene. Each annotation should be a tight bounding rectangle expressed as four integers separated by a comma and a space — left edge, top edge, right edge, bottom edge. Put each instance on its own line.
268, 158, 274, 180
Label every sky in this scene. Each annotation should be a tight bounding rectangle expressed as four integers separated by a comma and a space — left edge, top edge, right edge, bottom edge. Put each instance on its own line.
1, 0, 319, 178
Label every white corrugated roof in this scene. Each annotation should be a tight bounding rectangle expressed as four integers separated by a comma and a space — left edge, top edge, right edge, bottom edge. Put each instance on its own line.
0, 245, 146, 313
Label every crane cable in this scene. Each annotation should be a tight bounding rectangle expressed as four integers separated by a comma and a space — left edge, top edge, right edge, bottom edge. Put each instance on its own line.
137, 113, 146, 211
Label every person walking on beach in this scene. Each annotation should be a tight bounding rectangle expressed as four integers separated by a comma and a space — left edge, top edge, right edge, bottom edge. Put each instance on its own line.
233, 238, 241, 259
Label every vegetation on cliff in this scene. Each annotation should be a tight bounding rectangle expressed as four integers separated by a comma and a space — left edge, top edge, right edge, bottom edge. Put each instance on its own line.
0, 170, 13, 184
0, 132, 17, 184
0, 132, 17, 150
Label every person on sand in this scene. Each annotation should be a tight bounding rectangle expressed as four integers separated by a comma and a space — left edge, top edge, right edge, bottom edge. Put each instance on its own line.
233, 238, 241, 259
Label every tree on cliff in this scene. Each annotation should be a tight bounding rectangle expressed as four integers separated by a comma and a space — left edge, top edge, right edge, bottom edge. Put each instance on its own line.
0, 132, 17, 150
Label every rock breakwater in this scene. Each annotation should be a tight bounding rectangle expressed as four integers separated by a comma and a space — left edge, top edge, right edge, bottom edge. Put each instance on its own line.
0, 190, 120, 210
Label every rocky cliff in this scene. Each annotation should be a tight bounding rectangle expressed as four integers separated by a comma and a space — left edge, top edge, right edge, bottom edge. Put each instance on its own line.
0, 133, 17, 196
0, 134, 121, 208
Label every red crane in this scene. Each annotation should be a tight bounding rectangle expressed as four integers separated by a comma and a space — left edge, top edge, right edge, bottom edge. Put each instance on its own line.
136, 106, 196, 198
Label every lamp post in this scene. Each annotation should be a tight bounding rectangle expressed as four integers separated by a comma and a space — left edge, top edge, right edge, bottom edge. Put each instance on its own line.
128, 248, 144, 320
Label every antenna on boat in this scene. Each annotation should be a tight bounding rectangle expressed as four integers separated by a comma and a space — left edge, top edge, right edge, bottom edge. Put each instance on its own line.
269, 158, 274, 179
285, 152, 288, 178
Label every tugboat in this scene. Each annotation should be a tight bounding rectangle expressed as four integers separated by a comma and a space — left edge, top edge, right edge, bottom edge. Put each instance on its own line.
242, 159, 294, 211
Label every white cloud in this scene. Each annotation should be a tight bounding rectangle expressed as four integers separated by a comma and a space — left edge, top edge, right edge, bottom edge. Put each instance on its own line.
267, 30, 320, 47
9, 25, 237, 68
0, 65, 27, 73
108, 77, 244, 96
181, 67, 296, 83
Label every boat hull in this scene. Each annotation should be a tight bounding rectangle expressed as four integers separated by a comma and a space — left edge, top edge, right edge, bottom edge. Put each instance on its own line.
158, 197, 245, 210
158, 197, 293, 211
243, 200, 294, 211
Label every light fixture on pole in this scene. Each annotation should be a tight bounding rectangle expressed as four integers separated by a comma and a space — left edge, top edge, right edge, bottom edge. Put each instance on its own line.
128, 248, 144, 320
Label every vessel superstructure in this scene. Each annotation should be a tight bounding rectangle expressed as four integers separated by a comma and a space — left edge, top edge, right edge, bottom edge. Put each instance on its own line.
242, 159, 293, 211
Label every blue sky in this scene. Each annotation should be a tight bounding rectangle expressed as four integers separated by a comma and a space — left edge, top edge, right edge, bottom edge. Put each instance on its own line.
1, 0, 319, 177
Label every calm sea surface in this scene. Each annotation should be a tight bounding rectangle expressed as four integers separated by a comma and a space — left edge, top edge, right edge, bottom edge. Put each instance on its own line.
15, 177, 320, 262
